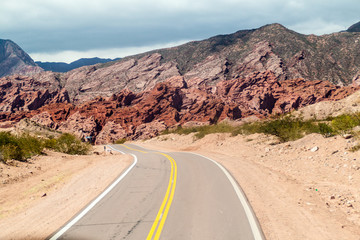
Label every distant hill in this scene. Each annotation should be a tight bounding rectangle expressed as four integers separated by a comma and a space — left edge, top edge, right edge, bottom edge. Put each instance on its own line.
347, 21, 360, 32
36, 57, 119, 72
0, 39, 43, 77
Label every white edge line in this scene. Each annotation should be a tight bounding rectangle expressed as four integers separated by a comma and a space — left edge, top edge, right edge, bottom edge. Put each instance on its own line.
190, 152, 265, 240
49, 146, 137, 240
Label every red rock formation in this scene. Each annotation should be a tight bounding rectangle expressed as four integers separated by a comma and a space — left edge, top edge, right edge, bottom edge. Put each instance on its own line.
1, 71, 358, 143
0, 75, 66, 112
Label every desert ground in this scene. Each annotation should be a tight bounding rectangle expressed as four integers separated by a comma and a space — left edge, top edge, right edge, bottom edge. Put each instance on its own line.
0, 146, 132, 240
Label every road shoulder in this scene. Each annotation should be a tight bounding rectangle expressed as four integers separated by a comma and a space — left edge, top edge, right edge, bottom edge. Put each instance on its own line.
0, 146, 132, 240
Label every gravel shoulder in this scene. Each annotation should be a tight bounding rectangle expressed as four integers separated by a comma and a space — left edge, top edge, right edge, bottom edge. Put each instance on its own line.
135, 133, 360, 240
0, 145, 132, 240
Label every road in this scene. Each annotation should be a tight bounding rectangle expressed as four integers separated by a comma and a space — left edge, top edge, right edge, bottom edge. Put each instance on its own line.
49, 144, 264, 240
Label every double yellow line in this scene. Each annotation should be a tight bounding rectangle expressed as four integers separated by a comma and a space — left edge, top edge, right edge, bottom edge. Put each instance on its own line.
120, 145, 177, 240
146, 153, 177, 240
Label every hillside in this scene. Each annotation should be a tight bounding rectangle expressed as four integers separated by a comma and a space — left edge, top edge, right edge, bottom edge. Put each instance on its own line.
0, 39, 43, 77
119, 23, 360, 86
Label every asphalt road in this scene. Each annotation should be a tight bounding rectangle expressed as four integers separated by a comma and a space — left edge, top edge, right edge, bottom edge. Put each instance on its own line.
49, 144, 264, 240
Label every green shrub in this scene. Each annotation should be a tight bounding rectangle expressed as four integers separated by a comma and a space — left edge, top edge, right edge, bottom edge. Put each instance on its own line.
161, 113, 360, 143
331, 114, 360, 132
0, 144, 22, 163
46, 133, 91, 155
17, 134, 43, 158
43, 138, 57, 149
162, 117, 337, 143
318, 123, 335, 137
0, 132, 44, 162
114, 138, 126, 144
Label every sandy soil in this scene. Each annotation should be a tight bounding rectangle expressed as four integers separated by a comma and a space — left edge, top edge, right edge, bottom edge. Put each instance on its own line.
0, 146, 132, 240
135, 132, 360, 240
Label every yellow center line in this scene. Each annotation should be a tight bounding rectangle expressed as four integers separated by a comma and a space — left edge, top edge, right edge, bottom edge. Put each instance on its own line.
119, 144, 177, 239
120, 144, 148, 153
146, 153, 177, 240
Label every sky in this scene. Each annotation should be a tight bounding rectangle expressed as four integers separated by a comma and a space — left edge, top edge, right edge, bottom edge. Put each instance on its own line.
0, 0, 359, 63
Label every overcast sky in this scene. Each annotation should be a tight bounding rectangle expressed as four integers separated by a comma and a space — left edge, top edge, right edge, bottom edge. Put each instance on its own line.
1, 0, 359, 63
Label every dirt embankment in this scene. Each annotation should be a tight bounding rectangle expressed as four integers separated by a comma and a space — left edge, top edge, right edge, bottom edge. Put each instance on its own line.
136, 132, 360, 240
0, 146, 132, 240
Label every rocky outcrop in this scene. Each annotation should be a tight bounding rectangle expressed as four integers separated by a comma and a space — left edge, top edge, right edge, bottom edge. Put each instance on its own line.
216, 71, 356, 116
0, 75, 67, 112
95, 121, 127, 144
62, 53, 180, 102
2, 71, 355, 143
58, 112, 99, 140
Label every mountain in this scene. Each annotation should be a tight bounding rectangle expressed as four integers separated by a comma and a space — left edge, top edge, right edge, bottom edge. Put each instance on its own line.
1, 22, 360, 141
0, 39, 43, 77
27, 22, 359, 103
36, 57, 119, 72
124, 23, 360, 86
347, 21, 360, 32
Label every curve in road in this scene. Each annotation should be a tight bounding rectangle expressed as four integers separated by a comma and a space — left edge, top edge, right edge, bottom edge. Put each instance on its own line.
48, 144, 264, 240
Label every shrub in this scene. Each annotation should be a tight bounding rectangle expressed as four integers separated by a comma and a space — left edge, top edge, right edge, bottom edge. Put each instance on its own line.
162, 117, 336, 143
331, 114, 360, 132
114, 138, 126, 144
16, 134, 43, 158
318, 123, 335, 137
0, 132, 44, 162
0, 144, 22, 163
46, 133, 91, 155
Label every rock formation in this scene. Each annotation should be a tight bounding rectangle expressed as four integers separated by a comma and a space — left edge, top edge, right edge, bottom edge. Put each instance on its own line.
2, 71, 355, 143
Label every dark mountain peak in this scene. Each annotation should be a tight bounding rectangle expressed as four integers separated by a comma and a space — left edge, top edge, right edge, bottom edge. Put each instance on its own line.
347, 21, 360, 32
0, 39, 42, 77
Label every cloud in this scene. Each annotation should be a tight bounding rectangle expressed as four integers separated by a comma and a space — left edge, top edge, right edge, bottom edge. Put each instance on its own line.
29, 39, 190, 63
289, 19, 346, 35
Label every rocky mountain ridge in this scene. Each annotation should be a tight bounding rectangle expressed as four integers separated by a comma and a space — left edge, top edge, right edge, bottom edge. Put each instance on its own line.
8, 23, 358, 104
0, 39, 43, 77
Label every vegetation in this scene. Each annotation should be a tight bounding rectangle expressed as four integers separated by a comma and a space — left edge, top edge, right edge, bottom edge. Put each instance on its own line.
44, 133, 91, 155
0, 132, 91, 164
114, 138, 127, 144
0, 132, 43, 163
162, 113, 360, 143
